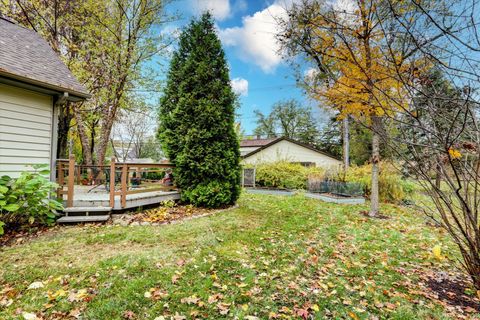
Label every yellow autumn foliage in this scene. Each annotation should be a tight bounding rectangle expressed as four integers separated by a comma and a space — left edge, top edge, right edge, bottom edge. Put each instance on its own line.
432, 245, 443, 260
448, 148, 462, 159
305, 1, 428, 121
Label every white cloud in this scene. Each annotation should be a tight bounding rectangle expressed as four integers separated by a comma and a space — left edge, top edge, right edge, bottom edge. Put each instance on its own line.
304, 67, 318, 79
332, 0, 358, 25
231, 77, 249, 96
191, 0, 231, 21
218, 1, 291, 73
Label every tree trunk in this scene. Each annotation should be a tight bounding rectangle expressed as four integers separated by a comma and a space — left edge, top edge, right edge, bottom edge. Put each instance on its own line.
369, 116, 382, 217
56, 104, 73, 159
90, 125, 96, 160
435, 160, 442, 189
343, 116, 350, 171
95, 114, 116, 167
74, 111, 93, 166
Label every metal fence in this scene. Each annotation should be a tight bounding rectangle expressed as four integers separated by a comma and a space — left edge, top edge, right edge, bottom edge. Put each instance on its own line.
308, 178, 364, 197
242, 168, 256, 187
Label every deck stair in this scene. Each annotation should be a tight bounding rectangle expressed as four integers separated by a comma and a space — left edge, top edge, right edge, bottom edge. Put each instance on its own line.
57, 206, 112, 223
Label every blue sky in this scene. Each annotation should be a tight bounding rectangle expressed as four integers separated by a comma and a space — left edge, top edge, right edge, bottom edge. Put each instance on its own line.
158, 0, 330, 135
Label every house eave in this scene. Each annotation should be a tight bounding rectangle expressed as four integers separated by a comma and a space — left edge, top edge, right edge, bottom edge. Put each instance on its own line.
241, 136, 342, 161
0, 70, 90, 101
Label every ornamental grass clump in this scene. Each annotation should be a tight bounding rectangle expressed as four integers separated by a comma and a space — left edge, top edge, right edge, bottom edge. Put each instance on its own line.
343, 162, 416, 203
254, 161, 325, 190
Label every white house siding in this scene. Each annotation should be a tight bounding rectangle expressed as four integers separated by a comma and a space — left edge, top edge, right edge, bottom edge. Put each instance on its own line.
0, 83, 53, 177
242, 139, 342, 169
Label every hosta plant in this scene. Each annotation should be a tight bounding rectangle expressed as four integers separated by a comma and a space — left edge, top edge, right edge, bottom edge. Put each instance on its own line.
0, 166, 63, 235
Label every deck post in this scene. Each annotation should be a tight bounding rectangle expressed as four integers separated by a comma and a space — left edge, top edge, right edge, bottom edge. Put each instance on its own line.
76, 166, 81, 184
57, 161, 64, 198
109, 157, 116, 208
67, 155, 75, 208
121, 163, 128, 208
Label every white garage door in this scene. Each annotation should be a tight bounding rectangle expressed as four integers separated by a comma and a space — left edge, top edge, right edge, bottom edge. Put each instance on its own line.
0, 83, 53, 178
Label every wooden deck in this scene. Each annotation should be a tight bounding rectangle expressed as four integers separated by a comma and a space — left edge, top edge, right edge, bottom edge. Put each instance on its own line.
56, 157, 180, 221
61, 185, 180, 211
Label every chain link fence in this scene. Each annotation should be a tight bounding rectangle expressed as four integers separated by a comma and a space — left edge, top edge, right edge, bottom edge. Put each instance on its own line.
308, 178, 364, 197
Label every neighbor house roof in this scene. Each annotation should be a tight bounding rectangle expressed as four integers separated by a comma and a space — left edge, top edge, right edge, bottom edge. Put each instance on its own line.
240, 138, 277, 147
0, 17, 90, 100
241, 136, 341, 161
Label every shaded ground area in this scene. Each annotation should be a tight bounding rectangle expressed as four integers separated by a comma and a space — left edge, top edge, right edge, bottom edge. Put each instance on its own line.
426, 275, 479, 311
0, 193, 478, 319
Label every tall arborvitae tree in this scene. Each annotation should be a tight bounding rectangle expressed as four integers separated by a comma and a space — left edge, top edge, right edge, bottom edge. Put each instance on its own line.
158, 13, 241, 208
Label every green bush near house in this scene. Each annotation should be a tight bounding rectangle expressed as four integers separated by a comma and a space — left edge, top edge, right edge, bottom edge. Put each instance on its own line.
0, 168, 63, 235
253, 161, 325, 190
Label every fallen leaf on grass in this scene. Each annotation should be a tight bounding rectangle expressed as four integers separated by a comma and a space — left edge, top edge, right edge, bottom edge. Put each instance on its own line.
432, 245, 443, 260
68, 289, 90, 302
385, 302, 397, 310
69, 308, 82, 318
465, 306, 478, 313
27, 282, 44, 290
47, 289, 66, 301
173, 312, 186, 320
1, 285, 18, 299
22, 312, 38, 320
268, 312, 280, 319
181, 295, 200, 305
176, 259, 186, 266
123, 310, 136, 319
217, 302, 230, 315
144, 288, 168, 300
171, 274, 181, 284
348, 311, 359, 320
0, 298, 13, 307
208, 293, 223, 304
295, 308, 309, 319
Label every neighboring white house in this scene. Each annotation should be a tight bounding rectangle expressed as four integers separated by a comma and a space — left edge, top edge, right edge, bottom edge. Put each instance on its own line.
240, 137, 341, 168
0, 17, 90, 179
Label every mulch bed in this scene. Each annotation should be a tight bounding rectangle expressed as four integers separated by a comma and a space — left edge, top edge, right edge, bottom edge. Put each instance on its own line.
111, 204, 237, 226
0, 226, 55, 248
424, 271, 480, 313
359, 210, 390, 219
399, 266, 480, 318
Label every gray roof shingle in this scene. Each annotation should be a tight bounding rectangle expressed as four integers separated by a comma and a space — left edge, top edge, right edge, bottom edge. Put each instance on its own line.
0, 17, 89, 98
240, 138, 278, 147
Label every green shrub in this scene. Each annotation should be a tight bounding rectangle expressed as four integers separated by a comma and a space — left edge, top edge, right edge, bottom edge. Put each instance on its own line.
182, 180, 233, 208
341, 162, 416, 203
143, 168, 166, 180
0, 168, 63, 235
253, 161, 325, 190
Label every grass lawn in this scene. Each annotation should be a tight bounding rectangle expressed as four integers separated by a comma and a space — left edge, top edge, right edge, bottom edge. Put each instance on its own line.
0, 193, 477, 319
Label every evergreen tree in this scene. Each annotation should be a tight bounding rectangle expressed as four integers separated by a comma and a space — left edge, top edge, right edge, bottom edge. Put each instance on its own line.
157, 13, 241, 208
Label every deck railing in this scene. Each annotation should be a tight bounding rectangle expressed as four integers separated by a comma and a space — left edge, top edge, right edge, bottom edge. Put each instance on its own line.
56, 155, 177, 208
